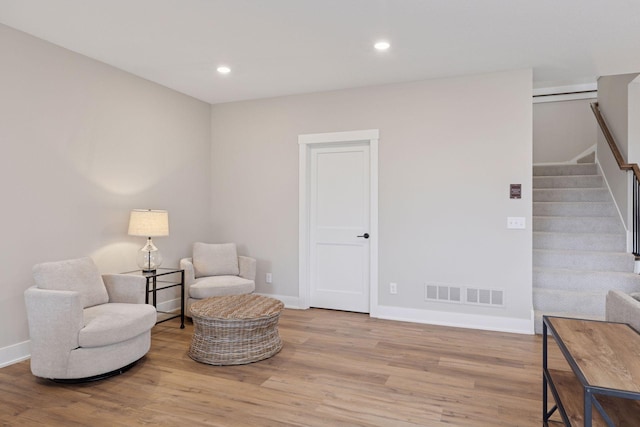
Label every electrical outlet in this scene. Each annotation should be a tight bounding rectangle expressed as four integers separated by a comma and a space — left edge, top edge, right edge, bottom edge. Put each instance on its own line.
390, 282, 398, 294
266, 273, 272, 284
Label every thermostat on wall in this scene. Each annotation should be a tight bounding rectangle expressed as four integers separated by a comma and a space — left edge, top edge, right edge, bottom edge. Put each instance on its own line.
510, 184, 521, 199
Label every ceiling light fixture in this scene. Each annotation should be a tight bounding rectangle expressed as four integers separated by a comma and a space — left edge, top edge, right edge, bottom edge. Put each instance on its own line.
374, 41, 390, 51
217, 66, 231, 74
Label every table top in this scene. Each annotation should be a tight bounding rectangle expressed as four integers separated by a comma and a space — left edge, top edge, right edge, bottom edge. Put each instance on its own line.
546, 316, 640, 393
122, 268, 183, 278
191, 294, 284, 320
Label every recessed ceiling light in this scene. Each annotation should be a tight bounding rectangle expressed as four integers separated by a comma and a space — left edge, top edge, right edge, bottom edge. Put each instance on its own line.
217, 66, 231, 74
374, 41, 390, 51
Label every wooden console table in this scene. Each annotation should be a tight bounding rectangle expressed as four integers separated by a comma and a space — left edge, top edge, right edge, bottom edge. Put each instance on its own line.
543, 316, 640, 426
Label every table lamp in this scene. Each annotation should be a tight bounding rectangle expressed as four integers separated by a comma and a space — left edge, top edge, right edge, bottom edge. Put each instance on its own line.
128, 209, 169, 273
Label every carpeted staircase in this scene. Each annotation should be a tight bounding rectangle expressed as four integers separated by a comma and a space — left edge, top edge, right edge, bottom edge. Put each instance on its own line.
533, 162, 640, 333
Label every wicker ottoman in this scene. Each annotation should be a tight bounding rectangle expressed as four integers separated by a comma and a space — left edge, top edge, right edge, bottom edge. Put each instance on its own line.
188, 294, 284, 365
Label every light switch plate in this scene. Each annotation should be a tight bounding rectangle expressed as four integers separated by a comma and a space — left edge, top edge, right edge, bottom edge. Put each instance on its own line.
507, 217, 526, 229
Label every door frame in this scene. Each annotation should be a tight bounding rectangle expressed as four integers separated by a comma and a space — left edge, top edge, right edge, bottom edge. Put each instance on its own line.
298, 129, 379, 316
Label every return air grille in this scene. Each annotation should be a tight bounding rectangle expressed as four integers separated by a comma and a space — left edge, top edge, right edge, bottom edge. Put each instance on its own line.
425, 283, 504, 307
466, 287, 504, 306
425, 283, 462, 304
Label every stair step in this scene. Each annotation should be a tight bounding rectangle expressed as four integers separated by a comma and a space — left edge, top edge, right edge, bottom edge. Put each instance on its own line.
533, 175, 603, 189
533, 267, 640, 292
533, 310, 604, 334
533, 289, 606, 319
530, 162, 629, 335
533, 231, 625, 251
533, 201, 617, 217
533, 163, 597, 176
533, 216, 624, 233
533, 249, 635, 272
533, 188, 611, 202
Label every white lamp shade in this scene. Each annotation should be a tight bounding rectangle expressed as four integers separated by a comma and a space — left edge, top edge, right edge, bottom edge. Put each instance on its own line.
128, 209, 169, 237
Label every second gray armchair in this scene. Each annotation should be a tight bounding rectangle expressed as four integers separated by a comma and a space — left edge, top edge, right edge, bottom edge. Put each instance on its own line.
180, 242, 256, 316
24, 257, 157, 381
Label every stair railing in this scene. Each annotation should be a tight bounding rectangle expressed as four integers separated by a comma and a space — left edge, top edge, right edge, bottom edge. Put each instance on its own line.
591, 102, 640, 256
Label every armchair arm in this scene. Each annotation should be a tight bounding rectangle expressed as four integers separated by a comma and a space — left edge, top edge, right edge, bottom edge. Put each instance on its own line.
102, 274, 147, 304
24, 286, 83, 378
180, 257, 195, 286
606, 290, 640, 332
238, 256, 257, 280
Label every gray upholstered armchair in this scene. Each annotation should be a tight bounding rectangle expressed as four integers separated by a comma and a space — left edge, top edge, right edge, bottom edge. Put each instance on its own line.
606, 290, 640, 332
180, 242, 256, 316
24, 257, 157, 381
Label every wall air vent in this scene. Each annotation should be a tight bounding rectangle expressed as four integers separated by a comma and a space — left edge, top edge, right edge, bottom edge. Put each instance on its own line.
425, 283, 462, 304
426, 284, 505, 307
466, 287, 504, 307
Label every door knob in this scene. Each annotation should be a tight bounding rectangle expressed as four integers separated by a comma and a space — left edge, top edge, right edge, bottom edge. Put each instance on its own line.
357, 233, 370, 239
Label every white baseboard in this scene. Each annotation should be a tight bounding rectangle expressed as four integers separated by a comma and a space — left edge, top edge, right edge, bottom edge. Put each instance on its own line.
160, 294, 534, 334
596, 159, 630, 239
257, 294, 534, 333
258, 294, 534, 334
156, 297, 182, 313
568, 145, 597, 164
159, 294, 303, 313
373, 305, 535, 335
157, 293, 306, 312
0, 340, 30, 368
0, 294, 298, 368
255, 293, 302, 309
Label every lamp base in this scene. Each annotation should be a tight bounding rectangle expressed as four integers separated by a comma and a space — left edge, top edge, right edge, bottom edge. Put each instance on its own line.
136, 237, 163, 272
142, 268, 157, 274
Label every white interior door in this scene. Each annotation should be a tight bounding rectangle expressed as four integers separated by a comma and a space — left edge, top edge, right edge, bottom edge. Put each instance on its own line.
309, 144, 370, 312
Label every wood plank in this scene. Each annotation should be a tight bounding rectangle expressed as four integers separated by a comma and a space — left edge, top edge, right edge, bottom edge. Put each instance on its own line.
551, 368, 607, 426
548, 317, 640, 392
1, 308, 550, 426
549, 369, 640, 427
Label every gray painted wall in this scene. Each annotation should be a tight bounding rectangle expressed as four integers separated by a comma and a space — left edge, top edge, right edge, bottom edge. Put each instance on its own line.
628, 76, 640, 164
0, 23, 535, 363
0, 24, 212, 362
597, 73, 639, 230
533, 99, 597, 164
210, 69, 533, 327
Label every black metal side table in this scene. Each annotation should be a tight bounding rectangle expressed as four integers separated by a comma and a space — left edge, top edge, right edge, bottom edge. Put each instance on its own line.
123, 268, 185, 329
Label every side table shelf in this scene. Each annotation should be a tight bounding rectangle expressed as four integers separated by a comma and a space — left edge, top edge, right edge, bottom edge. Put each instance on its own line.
123, 268, 185, 329
543, 316, 640, 426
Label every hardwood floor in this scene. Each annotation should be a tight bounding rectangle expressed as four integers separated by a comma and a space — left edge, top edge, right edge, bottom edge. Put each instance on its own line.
0, 309, 565, 426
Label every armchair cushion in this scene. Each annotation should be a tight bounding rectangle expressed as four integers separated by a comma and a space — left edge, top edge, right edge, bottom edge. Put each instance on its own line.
193, 242, 240, 278
33, 257, 108, 308
80, 303, 157, 348
189, 275, 255, 299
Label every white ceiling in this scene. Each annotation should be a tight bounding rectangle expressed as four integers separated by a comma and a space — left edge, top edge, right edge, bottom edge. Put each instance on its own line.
1, 0, 640, 104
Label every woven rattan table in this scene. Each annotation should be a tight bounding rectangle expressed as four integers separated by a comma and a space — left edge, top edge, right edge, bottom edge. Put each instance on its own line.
188, 294, 284, 365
